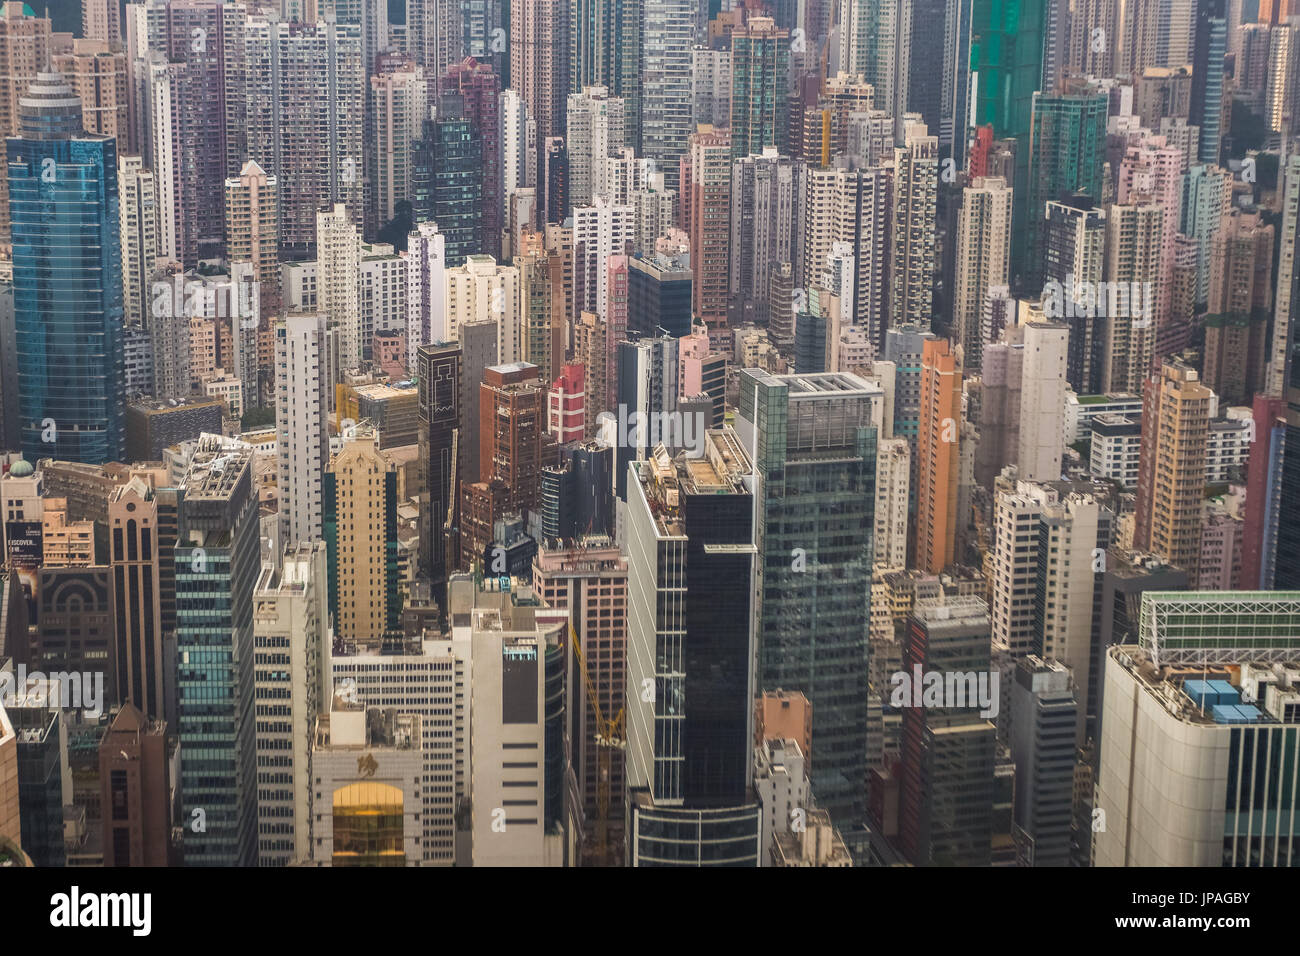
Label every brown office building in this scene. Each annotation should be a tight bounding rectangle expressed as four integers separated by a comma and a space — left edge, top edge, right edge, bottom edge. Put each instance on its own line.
477, 362, 543, 517
99, 704, 172, 866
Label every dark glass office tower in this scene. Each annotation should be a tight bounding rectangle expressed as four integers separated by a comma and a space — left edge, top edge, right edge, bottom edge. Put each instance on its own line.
898, 598, 996, 866
628, 253, 692, 338
8, 72, 125, 465
540, 439, 613, 544
614, 333, 678, 500
411, 94, 483, 267
737, 370, 877, 827
625, 429, 762, 865
1010, 656, 1078, 867
417, 341, 462, 604
1190, 0, 1226, 165
1043, 195, 1108, 393
175, 441, 260, 866
11, 701, 65, 867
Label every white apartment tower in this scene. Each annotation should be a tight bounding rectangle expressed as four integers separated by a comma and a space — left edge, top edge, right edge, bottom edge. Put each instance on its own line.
953, 176, 1013, 373
276, 314, 334, 546
407, 222, 449, 364
873, 437, 910, 570
316, 203, 362, 370
1017, 321, 1070, 482
253, 542, 330, 866
566, 85, 625, 206
572, 198, 635, 318
119, 155, 157, 330
445, 254, 523, 363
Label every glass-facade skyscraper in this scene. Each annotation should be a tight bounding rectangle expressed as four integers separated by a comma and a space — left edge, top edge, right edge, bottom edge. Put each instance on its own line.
737, 370, 878, 827
411, 94, 483, 268
7, 72, 124, 465
1024, 91, 1108, 292
175, 442, 260, 867
970, 0, 1044, 287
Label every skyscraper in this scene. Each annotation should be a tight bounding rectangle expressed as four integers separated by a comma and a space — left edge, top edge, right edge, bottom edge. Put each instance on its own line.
840, 0, 910, 123
109, 475, 174, 723
890, 116, 938, 330
1010, 656, 1078, 867
417, 341, 461, 598
614, 333, 679, 500
729, 149, 801, 327
569, 0, 642, 149
234, 17, 364, 256
0, 2, 51, 239
369, 61, 428, 230
640, 0, 693, 192
1102, 202, 1164, 394
684, 125, 730, 338
411, 94, 484, 267
99, 704, 171, 867
738, 370, 878, 826
532, 540, 628, 864
1017, 321, 1069, 482
118, 155, 157, 330
566, 85, 625, 206
1189, 0, 1226, 165
970, 0, 1045, 283
510, 0, 568, 151
325, 426, 402, 650
729, 17, 790, 160
1204, 209, 1274, 406
625, 429, 763, 866
1042, 197, 1107, 394
953, 176, 1012, 371
225, 160, 280, 321
1133, 361, 1215, 579
1024, 91, 1108, 291
277, 314, 335, 546
442, 57, 502, 258
9, 72, 125, 465
176, 439, 260, 866
915, 338, 962, 573
253, 542, 330, 866
898, 597, 996, 867
317, 203, 363, 370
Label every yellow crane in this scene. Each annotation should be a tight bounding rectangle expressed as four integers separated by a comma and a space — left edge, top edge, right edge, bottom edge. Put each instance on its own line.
570, 621, 625, 865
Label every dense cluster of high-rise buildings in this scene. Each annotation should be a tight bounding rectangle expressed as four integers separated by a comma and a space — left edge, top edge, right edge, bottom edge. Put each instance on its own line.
0, 0, 1299, 870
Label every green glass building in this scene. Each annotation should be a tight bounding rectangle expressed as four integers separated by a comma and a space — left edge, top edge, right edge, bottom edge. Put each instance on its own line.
1024, 91, 1108, 292
969, 0, 1044, 287
737, 370, 877, 826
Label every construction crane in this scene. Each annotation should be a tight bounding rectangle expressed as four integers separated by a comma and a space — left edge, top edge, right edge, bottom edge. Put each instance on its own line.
570, 621, 625, 865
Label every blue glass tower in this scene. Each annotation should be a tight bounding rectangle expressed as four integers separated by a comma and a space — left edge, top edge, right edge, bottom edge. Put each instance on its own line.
7, 73, 125, 465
